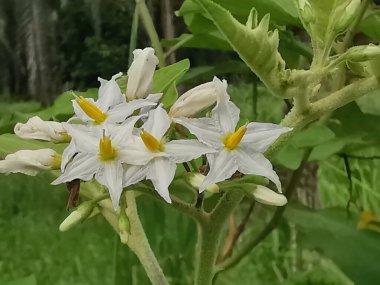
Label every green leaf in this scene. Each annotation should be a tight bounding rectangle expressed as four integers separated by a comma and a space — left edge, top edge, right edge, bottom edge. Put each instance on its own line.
356, 89, 380, 116
0, 134, 66, 158
275, 143, 305, 170
309, 139, 345, 161
160, 82, 178, 108
285, 205, 380, 285
191, 0, 289, 97
4, 275, 37, 285
33, 89, 98, 120
359, 10, 380, 42
291, 124, 335, 148
151, 59, 190, 93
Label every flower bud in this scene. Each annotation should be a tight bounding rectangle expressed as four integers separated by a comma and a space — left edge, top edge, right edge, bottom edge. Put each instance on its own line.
59, 201, 95, 232
14, 116, 70, 143
169, 81, 217, 118
0, 149, 61, 176
336, 0, 361, 32
252, 185, 287, 206
118, 209, 131, 244
126, 47, 159, 100
187, 173, 219, 194
345, 45, 380, 62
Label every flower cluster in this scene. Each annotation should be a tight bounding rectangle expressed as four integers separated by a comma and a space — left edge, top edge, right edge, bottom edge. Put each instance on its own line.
1, 47, 291, 209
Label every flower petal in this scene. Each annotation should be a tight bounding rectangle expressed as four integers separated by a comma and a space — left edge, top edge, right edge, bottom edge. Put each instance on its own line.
122, 164, 149, 187
109, 116, 142, 147
106, 99, 156, 124
0, 149, 58, 176
97, 72, 125, 111
211, 77, 240, 134
173, 117, 222, 147
139, 93, 162, 115
63, 123, 98, 153
241, 123, 292, 152
72, 98, 97, 123
118, 138, 166, 165
126, 48, 158, 100
14, 116, 67, 142
61, 141, 77, 172
234, 148, 282, 191
146, 158, 176, 203
253, 185, 287, 206
200, 149, 238, 192
165, 139, 216, 163
52, 154, 99, 184
142, 105, 170, 140
95, 161, 124, 209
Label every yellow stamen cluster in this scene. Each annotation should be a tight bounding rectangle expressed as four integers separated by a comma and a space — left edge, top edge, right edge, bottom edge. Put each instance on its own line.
223, 125, 247, 151
75, 96, 107, 124
140, 130, 165, 152
99, 136, 117, 161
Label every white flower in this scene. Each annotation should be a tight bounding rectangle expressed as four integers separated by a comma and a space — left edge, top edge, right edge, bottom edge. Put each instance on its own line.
121, 105, 215, 203
14, 116, 70, 143
174, 77, 291, 192
73, 72, 155, 125
52, 117, 142, 208
0, 149, 61, 176
126, 47, 159, 100
252, 185, 287, 206
169, 80, 217, 118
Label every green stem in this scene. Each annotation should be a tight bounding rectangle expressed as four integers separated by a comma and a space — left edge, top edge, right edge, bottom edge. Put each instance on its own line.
124, 191, 169, 285
136, 0, 166, 67
216, 152, 309, 272
265, 76, 380, 159
194, 190, 244, 285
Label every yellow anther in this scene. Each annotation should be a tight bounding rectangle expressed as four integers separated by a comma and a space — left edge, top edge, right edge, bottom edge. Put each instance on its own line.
140, 130, 165, 152
223, 125, 247, 151
99, 136, 117, 161
75, 96, 107, 124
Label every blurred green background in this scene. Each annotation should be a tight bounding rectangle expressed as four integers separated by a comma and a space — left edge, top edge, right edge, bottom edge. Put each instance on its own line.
1, 0, 380, 284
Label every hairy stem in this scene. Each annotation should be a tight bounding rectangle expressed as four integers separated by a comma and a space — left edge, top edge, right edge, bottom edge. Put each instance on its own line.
124, 191, 169, 285
194, 190, 245, 285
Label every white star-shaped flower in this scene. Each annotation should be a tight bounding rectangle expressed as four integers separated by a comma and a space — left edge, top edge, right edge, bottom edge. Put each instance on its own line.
72, 72, 156, 126
52, 117, 142, 208
121, 105, 216, 203
174, 77, 292, 192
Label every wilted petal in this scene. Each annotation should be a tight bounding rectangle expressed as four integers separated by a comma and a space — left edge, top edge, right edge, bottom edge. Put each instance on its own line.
126, 47, 159, 100
142, 105, 170, 140
211, 77, 240, 134
200, 149, 238, 192
234, 148, 281, 191
165, 139, 216, 163
146, 157, 176, 203
173, 117, 221, 147
0, 149, 60, 176
14, 116, 69, 143
97, 72, 125, 111
122, 164, 149, 187
52, 153, 99, 184
241, 123, 292, 152
95, 161, 123, 209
